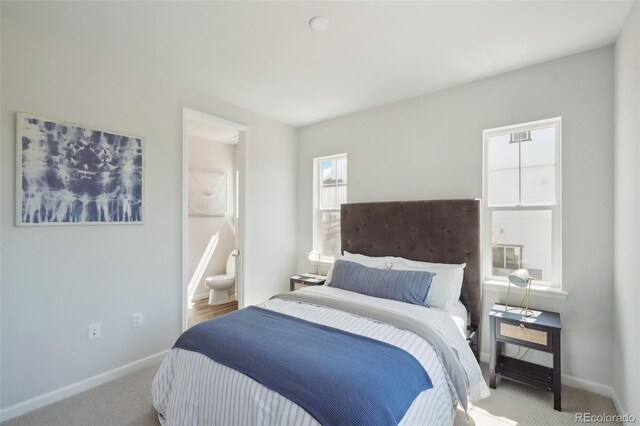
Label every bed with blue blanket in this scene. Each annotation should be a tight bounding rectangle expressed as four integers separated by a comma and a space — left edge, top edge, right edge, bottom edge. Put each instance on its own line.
152, 199, 490, 425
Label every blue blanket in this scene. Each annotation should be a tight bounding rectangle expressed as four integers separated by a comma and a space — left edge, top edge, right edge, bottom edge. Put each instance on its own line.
174, 306, 432, 426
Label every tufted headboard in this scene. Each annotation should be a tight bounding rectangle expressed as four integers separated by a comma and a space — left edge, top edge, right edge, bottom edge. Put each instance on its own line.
341, 199, 482, 329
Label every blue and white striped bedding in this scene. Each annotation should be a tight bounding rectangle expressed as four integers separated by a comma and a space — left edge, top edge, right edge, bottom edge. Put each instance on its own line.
152, 286, 489, 425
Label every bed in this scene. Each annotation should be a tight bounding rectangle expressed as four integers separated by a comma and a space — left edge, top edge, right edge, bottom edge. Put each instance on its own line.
152, 199, 490, 425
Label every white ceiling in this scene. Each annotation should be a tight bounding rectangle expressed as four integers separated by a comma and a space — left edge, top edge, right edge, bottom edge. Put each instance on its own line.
1, 1, 634, 127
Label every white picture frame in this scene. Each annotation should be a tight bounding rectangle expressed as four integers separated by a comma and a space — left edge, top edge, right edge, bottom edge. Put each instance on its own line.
188, 170, 227, 217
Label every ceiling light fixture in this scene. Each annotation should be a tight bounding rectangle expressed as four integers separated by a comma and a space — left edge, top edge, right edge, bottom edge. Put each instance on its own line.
309, 16, 330, 32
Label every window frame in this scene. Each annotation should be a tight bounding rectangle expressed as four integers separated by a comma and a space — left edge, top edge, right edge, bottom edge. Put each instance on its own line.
482, 117, 562, 288
312, 153, 347, 262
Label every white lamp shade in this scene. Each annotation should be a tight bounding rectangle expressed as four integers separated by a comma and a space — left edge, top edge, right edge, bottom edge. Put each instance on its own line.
508, 269, 530, 287
307, 250, 320, 262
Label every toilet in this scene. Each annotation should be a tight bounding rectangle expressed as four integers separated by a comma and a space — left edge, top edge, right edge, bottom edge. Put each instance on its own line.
205, 250, 239, 305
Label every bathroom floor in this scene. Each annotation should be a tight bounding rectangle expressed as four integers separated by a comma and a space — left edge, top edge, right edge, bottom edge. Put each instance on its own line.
187, 299, 238, 327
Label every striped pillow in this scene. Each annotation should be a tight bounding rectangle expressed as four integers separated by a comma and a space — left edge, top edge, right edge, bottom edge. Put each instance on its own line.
328, 260, 435, 307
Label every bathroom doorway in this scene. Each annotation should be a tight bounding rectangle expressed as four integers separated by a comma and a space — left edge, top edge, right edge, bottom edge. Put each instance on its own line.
182, 108, 247, 329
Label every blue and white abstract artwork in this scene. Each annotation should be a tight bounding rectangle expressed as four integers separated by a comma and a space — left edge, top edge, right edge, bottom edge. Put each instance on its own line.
17, 113, 144, 225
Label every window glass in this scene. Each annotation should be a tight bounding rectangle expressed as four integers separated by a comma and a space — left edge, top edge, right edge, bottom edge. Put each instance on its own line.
488, 127, 556, 207
521, 127, 556, 205
491, 210, 552, 281
488, 134, 519, 206
315, 155, 347, 258
319, 211, 341, 258
321, 159, 336, 184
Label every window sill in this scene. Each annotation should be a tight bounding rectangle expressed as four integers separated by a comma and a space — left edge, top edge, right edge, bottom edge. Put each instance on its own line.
483, 280, 568, 300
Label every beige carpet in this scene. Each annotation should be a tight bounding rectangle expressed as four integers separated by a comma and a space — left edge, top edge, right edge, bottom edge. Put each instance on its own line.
454, 365, 621, 426
3, 363, 620, 426
2, 365, 160, 426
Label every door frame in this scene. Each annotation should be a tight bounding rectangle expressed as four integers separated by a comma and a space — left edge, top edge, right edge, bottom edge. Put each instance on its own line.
182, 107, 249, 331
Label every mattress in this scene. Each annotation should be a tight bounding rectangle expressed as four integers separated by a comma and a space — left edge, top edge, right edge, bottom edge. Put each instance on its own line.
152, 286, 489, 425
447, 300, 469, 337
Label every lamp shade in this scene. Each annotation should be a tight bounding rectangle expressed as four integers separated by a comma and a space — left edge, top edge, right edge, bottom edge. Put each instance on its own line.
508, 269, 530, 288
307, 250, 320, 262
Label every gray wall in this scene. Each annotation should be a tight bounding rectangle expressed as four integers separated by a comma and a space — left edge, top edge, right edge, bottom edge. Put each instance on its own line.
614, 2, 640, 418
298, 47, 614, 388
0, 18, 297, 409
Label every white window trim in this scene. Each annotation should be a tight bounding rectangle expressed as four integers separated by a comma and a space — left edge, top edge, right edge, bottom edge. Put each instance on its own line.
482, 117, 562, 289
483, 280, 568, 300
312, 153, 347, 262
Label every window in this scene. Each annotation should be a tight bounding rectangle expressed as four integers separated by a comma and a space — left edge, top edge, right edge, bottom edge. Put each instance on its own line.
313, 154, 347, 259
483, 118, 561, 287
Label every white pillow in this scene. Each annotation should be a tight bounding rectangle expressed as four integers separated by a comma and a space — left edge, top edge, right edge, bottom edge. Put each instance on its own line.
326, 253, 391, 285
391, 257, 466, 310
343, 251, 395, 268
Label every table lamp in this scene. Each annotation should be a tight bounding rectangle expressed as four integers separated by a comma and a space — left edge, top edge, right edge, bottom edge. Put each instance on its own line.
505, 268, 534, 317
307, 250, 320, 276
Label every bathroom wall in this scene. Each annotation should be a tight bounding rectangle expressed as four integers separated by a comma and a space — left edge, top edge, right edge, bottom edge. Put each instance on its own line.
188, 135, 238, 300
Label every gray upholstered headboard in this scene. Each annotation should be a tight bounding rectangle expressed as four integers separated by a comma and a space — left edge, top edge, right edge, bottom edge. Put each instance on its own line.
340, 199, 482, 328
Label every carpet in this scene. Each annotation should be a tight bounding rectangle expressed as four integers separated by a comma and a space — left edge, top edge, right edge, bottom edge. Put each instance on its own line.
3, 362, 621, 425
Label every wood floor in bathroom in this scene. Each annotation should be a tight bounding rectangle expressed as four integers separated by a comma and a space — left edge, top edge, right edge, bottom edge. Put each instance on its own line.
187, 299, 238, 328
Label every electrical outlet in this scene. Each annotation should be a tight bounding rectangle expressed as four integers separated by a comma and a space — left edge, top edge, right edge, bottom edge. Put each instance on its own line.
132, 313, 142, 328
88, 323, 100, 340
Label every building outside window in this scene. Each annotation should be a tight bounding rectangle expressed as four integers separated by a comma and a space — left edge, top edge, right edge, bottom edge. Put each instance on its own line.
483, 118, 562, 287
313, 154, 347, 260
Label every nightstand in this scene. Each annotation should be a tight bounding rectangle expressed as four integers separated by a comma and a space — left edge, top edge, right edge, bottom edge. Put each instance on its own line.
489, 304, 562, 411
289, 274, 326, 291
466, 325, 479, 361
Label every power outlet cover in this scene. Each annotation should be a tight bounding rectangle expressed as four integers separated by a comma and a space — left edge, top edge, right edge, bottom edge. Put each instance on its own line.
88, 323, 100, 340
132, 313, 142, 328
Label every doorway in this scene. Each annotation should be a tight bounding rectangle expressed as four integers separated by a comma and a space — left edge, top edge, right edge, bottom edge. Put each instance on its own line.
182, 108, 247, 329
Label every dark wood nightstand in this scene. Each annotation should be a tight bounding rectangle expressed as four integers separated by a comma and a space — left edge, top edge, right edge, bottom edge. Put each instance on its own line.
289, 274, 326, 291
466, 325, 479, 361
489, 304, 562, 411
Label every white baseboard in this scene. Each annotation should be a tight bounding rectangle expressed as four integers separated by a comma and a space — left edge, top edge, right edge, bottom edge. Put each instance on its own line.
0, 349, 169, 422
609, 389, 628, 421
562, 373, 613, 398
480, 351, 617, 400
193, 291, 209, 301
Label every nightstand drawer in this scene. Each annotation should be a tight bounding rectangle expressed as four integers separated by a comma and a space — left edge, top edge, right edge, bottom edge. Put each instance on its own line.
499, 322, 548, 346
495, 318, 552, 351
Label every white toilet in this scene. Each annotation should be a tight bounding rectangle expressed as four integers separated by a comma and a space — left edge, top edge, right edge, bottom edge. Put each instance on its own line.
205, 250, 239, 305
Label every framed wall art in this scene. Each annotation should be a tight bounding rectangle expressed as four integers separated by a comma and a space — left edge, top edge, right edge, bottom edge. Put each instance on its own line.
188, 170, 227, 217
16, 113, 144, 225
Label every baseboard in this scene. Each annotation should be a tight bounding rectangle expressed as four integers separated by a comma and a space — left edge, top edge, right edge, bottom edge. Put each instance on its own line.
480, 351, 616, 399
562, 373, 613, 398
609, 388, 628, 421
0, 349, 169, 422
193, 291, 209, 301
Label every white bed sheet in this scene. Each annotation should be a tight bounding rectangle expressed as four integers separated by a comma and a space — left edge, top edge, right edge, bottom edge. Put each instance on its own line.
152, 286, 489, 426
446, 300, 468, 337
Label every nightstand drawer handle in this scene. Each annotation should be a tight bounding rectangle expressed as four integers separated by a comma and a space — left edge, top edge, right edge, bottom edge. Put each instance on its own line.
500, 322, 548, 345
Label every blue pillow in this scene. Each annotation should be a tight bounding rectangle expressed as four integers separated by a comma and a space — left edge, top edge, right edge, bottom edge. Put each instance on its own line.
328, 260, 435, 307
